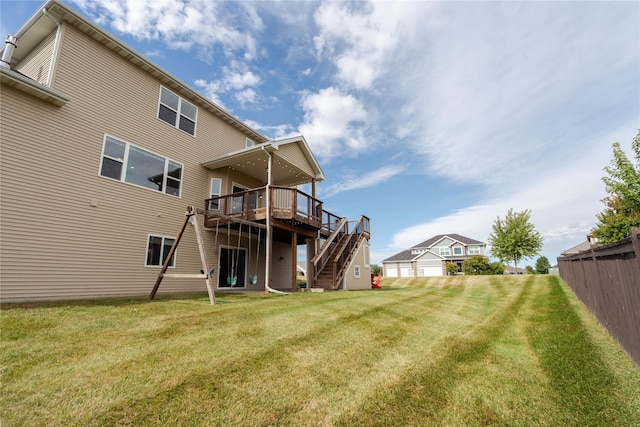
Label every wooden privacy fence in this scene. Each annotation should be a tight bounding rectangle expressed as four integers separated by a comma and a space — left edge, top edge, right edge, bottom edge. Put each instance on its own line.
557, 228, 640, 368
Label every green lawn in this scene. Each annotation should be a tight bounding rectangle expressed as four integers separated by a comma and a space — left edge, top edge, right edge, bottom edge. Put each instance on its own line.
2, 275, 639, 426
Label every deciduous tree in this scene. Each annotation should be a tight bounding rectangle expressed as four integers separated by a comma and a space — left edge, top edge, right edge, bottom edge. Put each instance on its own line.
592, 130, 640, 243
445, 262, 460, 276
535, 256, 550, 274
489, 209, 543, 269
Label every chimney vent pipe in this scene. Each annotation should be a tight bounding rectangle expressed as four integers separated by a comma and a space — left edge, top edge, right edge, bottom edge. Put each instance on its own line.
0, 35, 18, 69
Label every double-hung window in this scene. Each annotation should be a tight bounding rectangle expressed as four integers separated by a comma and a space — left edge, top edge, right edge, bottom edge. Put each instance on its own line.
209, 178, 222, 210
146, 235, 175, 267
99, 135, 183, 197
158, 87, 197, 135
439, 247, 451, 256
468, 246, 481, 255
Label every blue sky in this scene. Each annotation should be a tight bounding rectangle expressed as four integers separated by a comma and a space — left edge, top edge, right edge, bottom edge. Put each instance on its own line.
2, 0, 639, 267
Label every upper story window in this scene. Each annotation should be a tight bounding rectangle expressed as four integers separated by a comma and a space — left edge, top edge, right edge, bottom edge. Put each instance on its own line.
468, 245, 482, 255
158, 87, 197, 135
453, 246, 463, 256
99, 135, 183, 197
246, 138, 254, 147
438, 247, 451, 256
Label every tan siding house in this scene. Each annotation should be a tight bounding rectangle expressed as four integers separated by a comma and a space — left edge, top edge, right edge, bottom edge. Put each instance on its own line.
382, 234, 487, 277
0, 0, 371, 302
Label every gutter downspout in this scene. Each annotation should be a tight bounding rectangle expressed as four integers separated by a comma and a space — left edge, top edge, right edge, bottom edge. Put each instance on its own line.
262, 146, 287, 295
42, 8, 62, 86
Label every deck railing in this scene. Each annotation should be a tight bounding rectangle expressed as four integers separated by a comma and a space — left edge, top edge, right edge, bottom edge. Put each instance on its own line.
204, 186, 342, 234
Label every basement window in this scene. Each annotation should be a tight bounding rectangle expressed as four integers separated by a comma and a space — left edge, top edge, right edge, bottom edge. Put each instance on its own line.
146, 235, 176, 267
158, 87, 197, 135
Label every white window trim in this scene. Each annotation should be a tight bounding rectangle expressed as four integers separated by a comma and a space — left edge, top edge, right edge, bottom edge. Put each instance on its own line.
453, 246, 463, 256
439, 247, 451, 256
468, 245, 482, 255
145, 234, 176, 268
246, 138, 254, 147
157, 86, 198, 137
209, 178, 222, 210
364, 242, 370, 268
354, 265, 361, 279
99, 134, 183, 198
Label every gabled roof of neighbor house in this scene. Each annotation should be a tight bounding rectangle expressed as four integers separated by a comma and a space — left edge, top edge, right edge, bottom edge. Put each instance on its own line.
382, 249, 415, 262
382, 234, 486, 263
413, 234, 485, 248
561, 241, 593, 256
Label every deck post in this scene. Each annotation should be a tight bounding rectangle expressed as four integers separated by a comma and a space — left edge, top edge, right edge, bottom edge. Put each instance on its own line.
306, 238, 315, 291
292, 232, 298, 292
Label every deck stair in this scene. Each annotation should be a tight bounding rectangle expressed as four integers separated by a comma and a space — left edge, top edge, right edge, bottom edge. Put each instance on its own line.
311, 215, 370, 290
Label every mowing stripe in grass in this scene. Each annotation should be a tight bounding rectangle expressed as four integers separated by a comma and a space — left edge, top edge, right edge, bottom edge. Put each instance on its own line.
84, 287, 472, 426
335, 276, 533, 426
525, 275, 640, 425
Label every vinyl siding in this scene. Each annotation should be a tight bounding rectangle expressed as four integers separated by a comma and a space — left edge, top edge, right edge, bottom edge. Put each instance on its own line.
0, 24, 263, 301
277, 142, 316, 177
15, 29, 56, 85
344, 239, 371, 290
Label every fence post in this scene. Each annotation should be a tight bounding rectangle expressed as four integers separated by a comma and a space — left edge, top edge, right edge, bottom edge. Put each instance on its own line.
632, 228, 640, 269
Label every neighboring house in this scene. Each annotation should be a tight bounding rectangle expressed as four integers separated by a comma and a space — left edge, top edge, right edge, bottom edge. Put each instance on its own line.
382, 234, 487, 277
0, 0, 371, 302
560, 234, 599, 256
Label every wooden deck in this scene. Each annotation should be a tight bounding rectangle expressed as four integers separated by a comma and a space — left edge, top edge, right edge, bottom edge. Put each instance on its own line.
204, 186, 343, 238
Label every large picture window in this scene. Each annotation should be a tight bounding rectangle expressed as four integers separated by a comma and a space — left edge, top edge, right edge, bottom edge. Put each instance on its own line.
146, 235, 176, 267
158, 87, 197, 135
99, 135, 183, 197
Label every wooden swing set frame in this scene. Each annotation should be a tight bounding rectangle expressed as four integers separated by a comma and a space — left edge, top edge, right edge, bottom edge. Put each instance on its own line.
149, 206, 266, 305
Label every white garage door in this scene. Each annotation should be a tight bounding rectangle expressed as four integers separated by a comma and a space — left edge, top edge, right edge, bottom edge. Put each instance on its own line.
385, 267, 398, 277
423, 266, 443, 277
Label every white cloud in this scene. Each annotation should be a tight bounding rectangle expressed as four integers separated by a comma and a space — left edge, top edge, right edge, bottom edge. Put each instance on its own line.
72, 0, 261, 62
298, 87, 368, 161
320, 165, 404, 198
312, 1, 407, 90
224, 68, 261, 91
235, 88, 258, 107
194, 79, 225, 108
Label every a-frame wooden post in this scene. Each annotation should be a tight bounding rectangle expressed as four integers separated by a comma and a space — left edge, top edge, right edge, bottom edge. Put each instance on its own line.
149, 206, 216, 305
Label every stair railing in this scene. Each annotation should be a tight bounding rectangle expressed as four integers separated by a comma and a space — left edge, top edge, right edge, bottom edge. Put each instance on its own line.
310, 217, 347, 283
332, 215, 370, 289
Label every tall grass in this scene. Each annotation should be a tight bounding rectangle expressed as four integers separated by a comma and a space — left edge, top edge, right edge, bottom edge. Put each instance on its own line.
1, 276, 639, 426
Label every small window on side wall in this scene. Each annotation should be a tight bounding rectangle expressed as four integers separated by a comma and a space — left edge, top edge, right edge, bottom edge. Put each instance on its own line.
209, 178, 222, 210
246, 138, 254, 147
354, 265, 361, 278
146, 235, 176, 267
